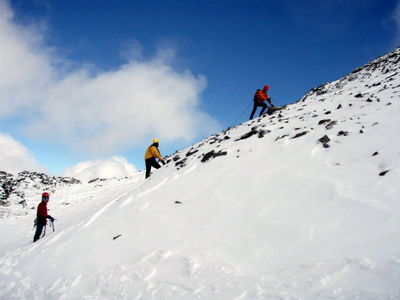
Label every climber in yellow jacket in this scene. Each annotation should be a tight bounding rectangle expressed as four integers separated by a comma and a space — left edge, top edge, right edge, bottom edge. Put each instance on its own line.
144, 138, 166, 178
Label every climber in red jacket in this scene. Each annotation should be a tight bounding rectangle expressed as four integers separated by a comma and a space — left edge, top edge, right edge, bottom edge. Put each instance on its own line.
249, 85, 275, 119
33, 192, 55, 242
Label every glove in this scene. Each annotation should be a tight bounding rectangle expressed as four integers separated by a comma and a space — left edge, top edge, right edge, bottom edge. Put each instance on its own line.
49, 216, 55, 222
161, 160, 166, 165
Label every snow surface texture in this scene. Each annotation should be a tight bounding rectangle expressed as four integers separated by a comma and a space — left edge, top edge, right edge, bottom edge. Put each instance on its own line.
1, 48, 400, 299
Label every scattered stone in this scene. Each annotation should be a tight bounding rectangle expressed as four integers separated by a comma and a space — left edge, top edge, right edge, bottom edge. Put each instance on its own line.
175, 158, 187, 169
337, 131, 349, 136
201, 150, 228, 163
354, 93, 363, 98
379, 170, 390, 176
258, 130, 271, 138
318, 135, 331, 144
318, 119, 331, 125
324, 111, 332, 115
175, 201, 182, 204
236, 127, 258, 141
275, 134, 289, 141
372, 151, 379, 156
337, 104, 342, 109
113, 234, 122, 240
325, 121, 337, 129
291, 131, 308, 139
186, 149, 199, 157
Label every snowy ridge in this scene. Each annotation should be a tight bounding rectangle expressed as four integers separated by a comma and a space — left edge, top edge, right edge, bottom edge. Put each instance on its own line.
0, 171, 81, 217
0, 48, 400, 299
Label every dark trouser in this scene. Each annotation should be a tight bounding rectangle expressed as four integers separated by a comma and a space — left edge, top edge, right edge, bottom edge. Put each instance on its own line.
145, 157, 161, 178
33, 219, 46, 242
249, 101, 268, 120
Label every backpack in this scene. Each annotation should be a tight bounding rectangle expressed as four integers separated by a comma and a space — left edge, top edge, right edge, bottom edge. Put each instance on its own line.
253, 89, 262, 102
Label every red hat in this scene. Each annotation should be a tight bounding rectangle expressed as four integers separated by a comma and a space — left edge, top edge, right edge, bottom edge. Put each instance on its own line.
263, 85, 270, 91
42, 192, 50, 198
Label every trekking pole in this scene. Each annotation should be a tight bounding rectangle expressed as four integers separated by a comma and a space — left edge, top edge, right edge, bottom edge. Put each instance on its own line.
51, 220, 55, 232
41, 225, 47, 238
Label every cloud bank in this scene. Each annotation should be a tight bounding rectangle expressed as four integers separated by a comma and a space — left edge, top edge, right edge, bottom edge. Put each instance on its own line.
0, 0, 218, 155
0, 133, 45, 174
61, 156, 138, 183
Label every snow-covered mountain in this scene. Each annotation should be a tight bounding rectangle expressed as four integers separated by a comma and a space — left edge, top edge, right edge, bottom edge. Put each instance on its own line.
0, 171, 81, 217
0, 48, 399, 299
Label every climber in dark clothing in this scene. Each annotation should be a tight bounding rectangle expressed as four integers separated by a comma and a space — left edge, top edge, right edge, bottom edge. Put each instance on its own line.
144, 138, 166, 179
250, 85, 274, 120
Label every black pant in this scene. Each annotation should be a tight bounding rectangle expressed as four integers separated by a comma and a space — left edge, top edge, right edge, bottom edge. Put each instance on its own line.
145, 157, 161, 178
249, 101, 268, 119
33, 219, 46, 242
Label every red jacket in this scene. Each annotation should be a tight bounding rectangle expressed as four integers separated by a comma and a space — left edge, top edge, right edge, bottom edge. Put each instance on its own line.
255, 89, 270, 101
37, 201, 49, 225
37, 201, 48, 218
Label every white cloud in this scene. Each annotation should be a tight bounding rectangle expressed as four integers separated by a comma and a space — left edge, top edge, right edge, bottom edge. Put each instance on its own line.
0, 133, 45, 174
60, 156, 138, 183
0, 0, 219, 155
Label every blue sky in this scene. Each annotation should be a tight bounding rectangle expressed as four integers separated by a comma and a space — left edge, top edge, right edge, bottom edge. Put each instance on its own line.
1, 0, 399, 176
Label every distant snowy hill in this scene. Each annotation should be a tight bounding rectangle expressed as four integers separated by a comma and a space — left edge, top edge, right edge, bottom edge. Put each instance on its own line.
0, 48, 399, 299
0, 171, 81, 217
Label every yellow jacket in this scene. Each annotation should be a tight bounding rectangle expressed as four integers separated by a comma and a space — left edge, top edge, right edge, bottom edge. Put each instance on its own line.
144, 145, 163, 160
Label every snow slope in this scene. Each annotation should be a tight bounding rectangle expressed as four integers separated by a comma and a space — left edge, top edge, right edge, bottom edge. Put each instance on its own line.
1, 48, 400, 299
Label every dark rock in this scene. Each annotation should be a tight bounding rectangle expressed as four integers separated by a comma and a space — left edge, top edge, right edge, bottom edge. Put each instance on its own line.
258, 130, 271, 138
379, 170, 390, 176
275, 134, 289, 141
236, 127, 258, 141
337, 131, 349, 136
113, 234, 122, 240
318, 119, 331, 125
337, 104, 342, 109
325, 121, 337, 129
354, 93, 363, 98
201, 150, 228, 163
186, 149, 199, 157
372, 151, 379, 156
175, 158, 187, 169
291, 131, 308, 139
318, 135, 331, 144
